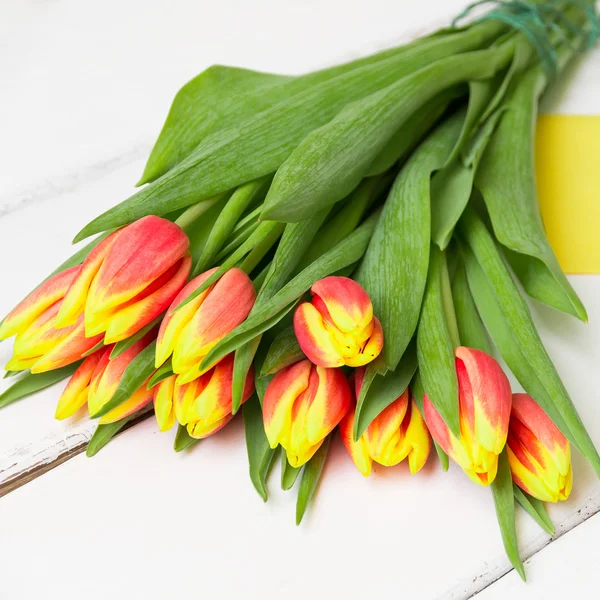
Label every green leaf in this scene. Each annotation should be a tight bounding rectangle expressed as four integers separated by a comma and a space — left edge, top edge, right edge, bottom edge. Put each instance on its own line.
475, 66, 586, 321
184, 195, 230, 264
296, 175, 386, 271
86, 405, 153, 457
147, 360, 173, 389
444, 77, 499, 166
356, 112, 464, 371
459, 208, 599, 473
260, 327, 305, 377
232, 336, 262, 414
200, 211, 380, 369
110, 317, 161, 360
243, 395, 277, 501
90, 342, 156, 418
139, 67, 291, 184
193, 177, 270, 276
491, 450, 526, 581
0, 362, 82, 409
139, 33, 458, 184
353, 339, 418, 440
74, 22, 504, 241
237, 223, 285, 275
296, 436, 330, 525
366, 86, 461, 176
416, 248, 460, 437
174, 424, 200, 452
411, 372, 449, 471
430, 162, 474, 250
262, 41, 513, 222
281, 452, 302, 491
513, 484, 555, 535
258, 208, 331, 301
451, 262, 492, 353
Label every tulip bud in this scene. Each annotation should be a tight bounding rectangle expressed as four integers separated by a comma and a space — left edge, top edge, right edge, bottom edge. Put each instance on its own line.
340, 369, 431, 476
153, 354, 254, 438
155, 267, 256, 384
294, 276, 383, 368
55, 216, 191, 344
424, 347, 512, 486
263, 359, 351, 468
507, 393, 573, 502
0, 266, 104, 373
54, 331, 155, 422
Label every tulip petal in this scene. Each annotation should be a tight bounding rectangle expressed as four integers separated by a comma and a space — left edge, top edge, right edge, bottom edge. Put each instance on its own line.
344, 317, 384, 367
187, 414, 233, 439
86, 332, 154, 414
402, 400, 432, 474
55, 351, 102, 420
263, 360, 312, 449
155, 268, 219, 368
98, 382, 154, 424
311, 276, 373, 334
511, 393, 570, 476
339, 405, 373, 476
154, 375, 177, 432
100, 254, 192, 343
456, 346, 512, 455
363, 392, 409, 466
175, 268, 256, 372
0, 266, 81, 340
29, 317, 104, 374
86, 216, 189, 316
305, 366, 351, 445
293, 302, 344, 368
55, 231, 121, 328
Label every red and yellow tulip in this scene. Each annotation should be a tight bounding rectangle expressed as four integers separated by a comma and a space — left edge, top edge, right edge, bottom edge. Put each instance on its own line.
340, 369, 431, 476
507, 393, 572, 502
424, 346, 512, 486
153, 353, 254, 438
263, 359, 351, 468
155, 267, 256, 384
294, 276, 383, 368
0, 266, 104, 373
54, 216, 191, 344
55, 330, 156, 423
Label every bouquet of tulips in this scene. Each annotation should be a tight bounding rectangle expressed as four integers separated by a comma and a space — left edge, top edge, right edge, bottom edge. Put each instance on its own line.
1, 0, 598, 580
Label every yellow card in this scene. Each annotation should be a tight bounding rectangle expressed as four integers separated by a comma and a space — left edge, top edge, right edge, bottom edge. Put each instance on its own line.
535, 114, 600, 274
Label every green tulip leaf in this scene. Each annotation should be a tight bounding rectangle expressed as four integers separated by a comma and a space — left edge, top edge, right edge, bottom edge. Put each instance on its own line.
491, 449, 526, 581
296, 436, 331, 525
513, 484, 555, 536
174, 424, 200, 452
281, 452, 302, 491
0, 362, 82, 410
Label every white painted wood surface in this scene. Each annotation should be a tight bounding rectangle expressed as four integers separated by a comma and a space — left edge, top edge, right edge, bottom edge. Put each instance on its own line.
0, 1, 599, 598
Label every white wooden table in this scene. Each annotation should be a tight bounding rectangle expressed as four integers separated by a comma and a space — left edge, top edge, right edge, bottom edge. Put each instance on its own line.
1, 1, 598, 598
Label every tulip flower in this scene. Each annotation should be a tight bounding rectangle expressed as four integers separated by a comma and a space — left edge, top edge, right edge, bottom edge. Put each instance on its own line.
424, 346, 512, 486
153, 353, 254, 438
155, 267, 256, 384
294, 276, 383, 368
263, 359, 351, 467
340, 369, 431, 476
55, 331, 155, 423
0, 266, 104, 373
507, 393, 573, 502
54, 216, 191, 344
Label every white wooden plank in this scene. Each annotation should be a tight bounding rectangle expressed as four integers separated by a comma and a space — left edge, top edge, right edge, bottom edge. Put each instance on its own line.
476, 512, 600, 599
1, 2, 599, 598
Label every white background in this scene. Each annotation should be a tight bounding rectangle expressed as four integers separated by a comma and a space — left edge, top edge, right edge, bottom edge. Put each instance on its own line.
0, 1, 599, 599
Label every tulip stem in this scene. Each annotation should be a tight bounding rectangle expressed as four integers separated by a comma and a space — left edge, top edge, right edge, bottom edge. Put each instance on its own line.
174, 194, 225, 231
440, 251, 461, 349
